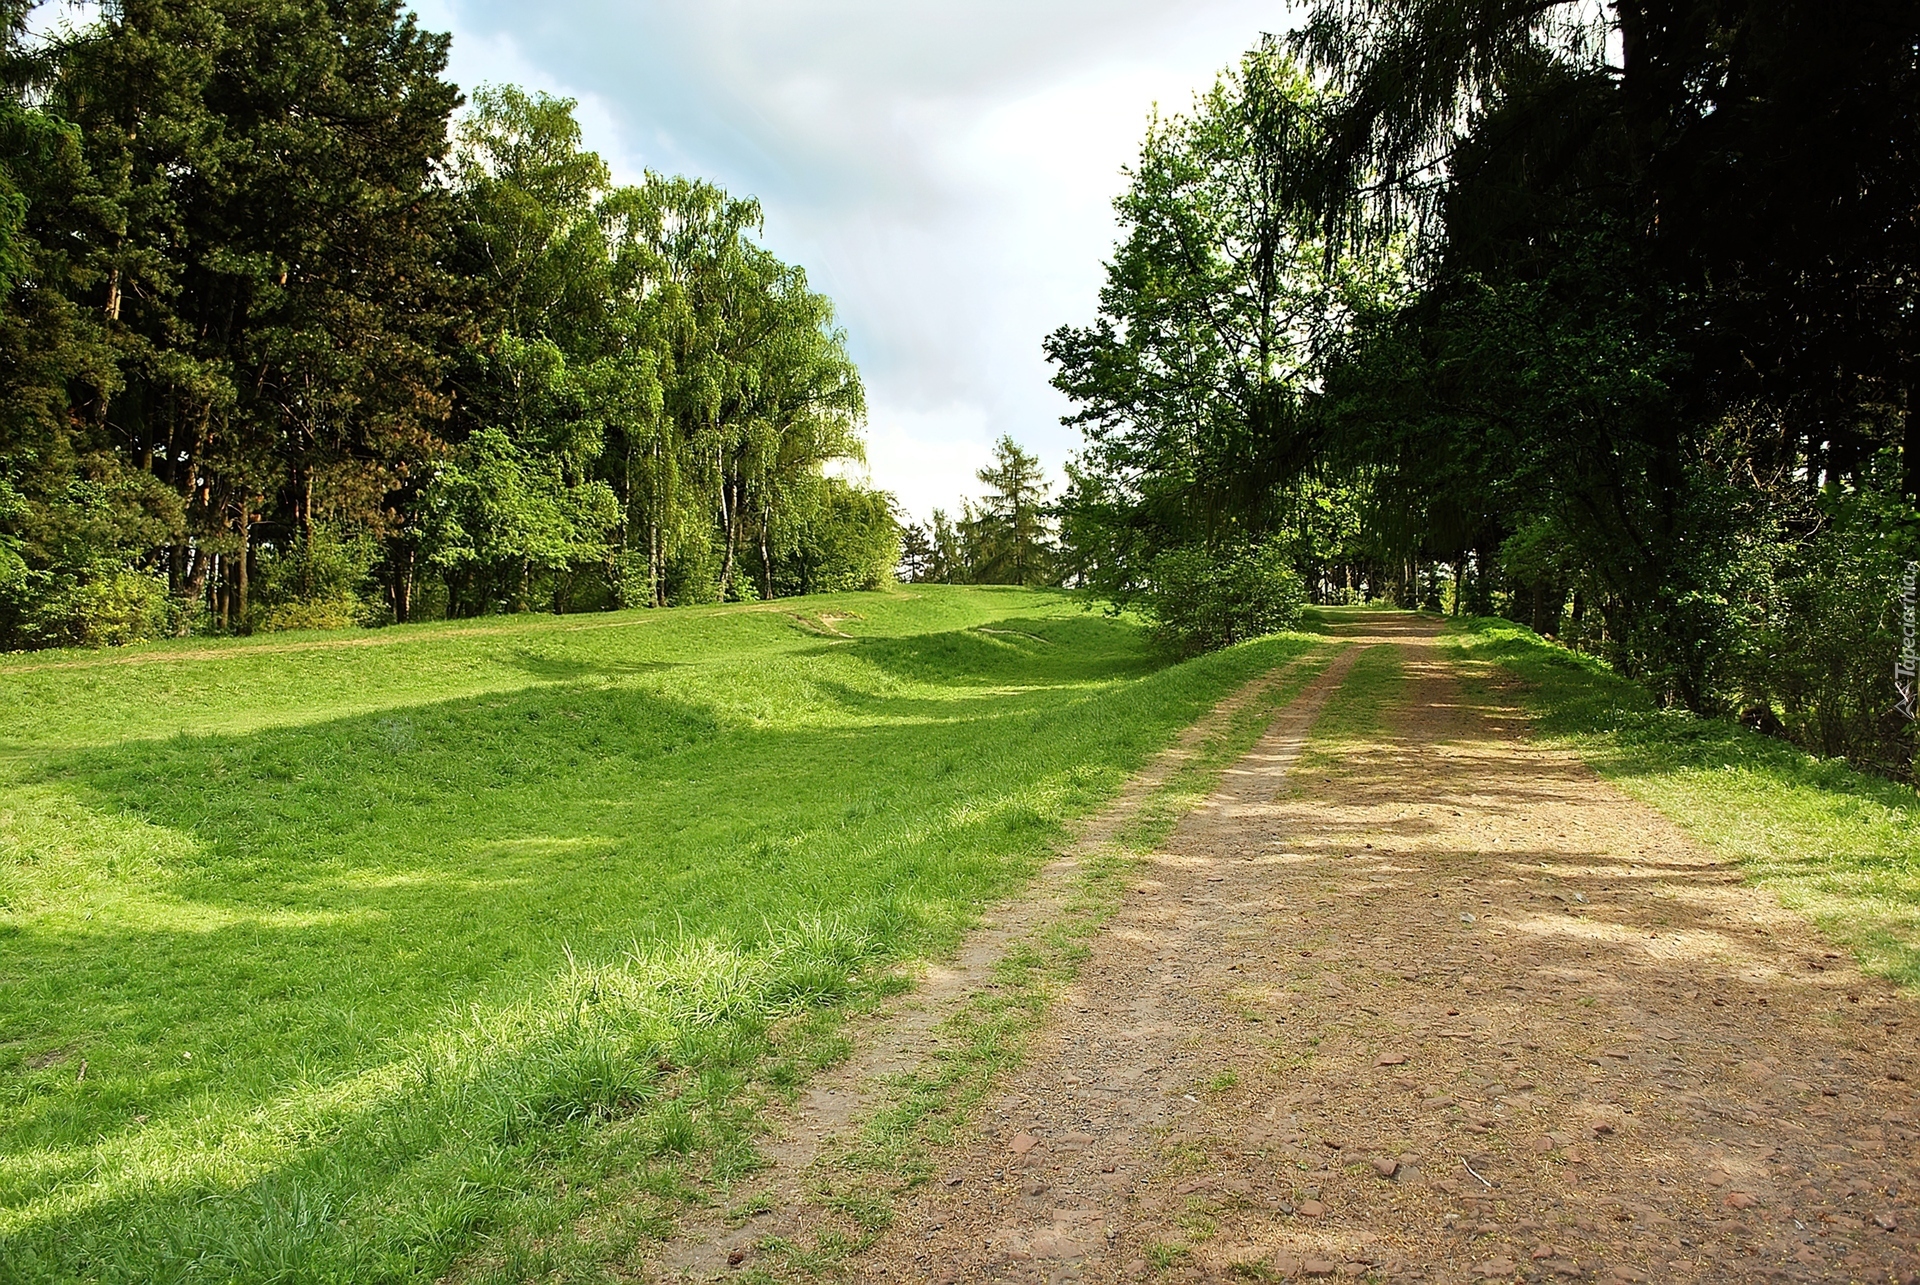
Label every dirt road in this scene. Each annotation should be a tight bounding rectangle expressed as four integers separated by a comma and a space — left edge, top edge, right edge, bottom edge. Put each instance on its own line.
665, 614, 1920, 1284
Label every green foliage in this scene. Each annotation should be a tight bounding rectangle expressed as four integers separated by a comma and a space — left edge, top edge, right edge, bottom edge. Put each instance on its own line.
1055, 0, 1920, 772
1047, 43, 1393, 591
420, 428, 620, 615
910, 438, 1057, 588
770, 477, 899, 594
0, 471, 184, 648
0, 585, 1317, 1281
19, 566, 172, 648
249, 527, 387, 633
1288, 0, 1918, 733
896, 520, 935, 583
966, 436, 1054, 586
1143, 543, 1306, 656
1722, 456, 1918, 775
0, 18, 879, 648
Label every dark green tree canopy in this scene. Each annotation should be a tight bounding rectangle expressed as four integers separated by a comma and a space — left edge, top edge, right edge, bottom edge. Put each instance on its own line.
1053, 0, 1920, 773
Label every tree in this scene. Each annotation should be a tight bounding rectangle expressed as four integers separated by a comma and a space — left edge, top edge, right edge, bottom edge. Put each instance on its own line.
1046, 45, 1390, 597
968, 436, 1054, 586
0, 8, 883, 648
0, 1, 183, 646
47, 0, 462, 632
928, 508, 967, 584
440, 96, 871, 614
896, 521, 933, 583
771, 477, 898, 595
1054, 1, 1920, 765
418, 427, 618, 615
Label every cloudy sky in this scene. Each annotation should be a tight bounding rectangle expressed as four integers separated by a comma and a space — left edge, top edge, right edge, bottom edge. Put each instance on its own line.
407, 1, 1292, 520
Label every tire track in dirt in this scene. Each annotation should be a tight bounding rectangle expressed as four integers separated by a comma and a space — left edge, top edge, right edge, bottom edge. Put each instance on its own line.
846, 613, 1920, 1285
647, 644, 1343, 1281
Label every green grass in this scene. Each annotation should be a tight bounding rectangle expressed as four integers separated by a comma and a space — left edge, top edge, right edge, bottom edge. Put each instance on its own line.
1444, 616, 1920, 987
0, 585, 1321, 1283
1300, 631, 1403, 751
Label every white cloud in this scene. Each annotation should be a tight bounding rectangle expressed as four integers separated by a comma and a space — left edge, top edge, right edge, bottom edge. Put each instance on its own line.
410, 0, 1292, 520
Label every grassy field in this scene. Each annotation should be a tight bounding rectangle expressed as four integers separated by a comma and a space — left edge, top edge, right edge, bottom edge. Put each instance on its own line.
1445, 617, 1920, 988
0, 586, 1321, 1284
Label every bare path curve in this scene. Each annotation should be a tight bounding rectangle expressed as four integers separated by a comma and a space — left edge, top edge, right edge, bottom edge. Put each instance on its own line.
845, 613, 1920, 1285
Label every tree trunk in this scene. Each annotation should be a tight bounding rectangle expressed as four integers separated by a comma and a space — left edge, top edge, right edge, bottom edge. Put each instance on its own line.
299, 471, 315, 599
1471, 541, 1497, 616
760, 506, 774, 601
236, 506, 251, 631
183, 545, 209, 634
389, 543, 414, 623
170, 542, 192, 635
650, 519, 663, 608
718, 476, 740, 600
1903, 369, 1919, 503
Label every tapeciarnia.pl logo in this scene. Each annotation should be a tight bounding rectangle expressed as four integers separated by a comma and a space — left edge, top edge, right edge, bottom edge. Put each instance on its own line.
1898, 561, 1918, 720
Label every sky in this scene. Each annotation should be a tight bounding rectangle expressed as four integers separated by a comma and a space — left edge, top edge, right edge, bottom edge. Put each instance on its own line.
405, 2, 1293, 521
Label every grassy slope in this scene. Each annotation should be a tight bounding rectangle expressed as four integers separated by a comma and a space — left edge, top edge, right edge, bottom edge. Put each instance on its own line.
0, 586, 1320, 1283
1444, 617, 1920, 988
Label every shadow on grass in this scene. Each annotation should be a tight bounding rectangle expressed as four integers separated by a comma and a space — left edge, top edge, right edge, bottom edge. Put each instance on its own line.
503, 648, 682, 682
1445, 616, 1920, 989
847, 614, 1163, 688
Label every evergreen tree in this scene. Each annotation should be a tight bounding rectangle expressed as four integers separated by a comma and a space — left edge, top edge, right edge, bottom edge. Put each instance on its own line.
897, 521, 934, 582
969, 436, 1054, 586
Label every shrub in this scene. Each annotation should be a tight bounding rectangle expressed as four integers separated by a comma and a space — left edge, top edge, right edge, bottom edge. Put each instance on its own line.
25, 568, 172, 647
1143, 543, 1305, 655
249, 528, 385, 633
252, 594, 373, 634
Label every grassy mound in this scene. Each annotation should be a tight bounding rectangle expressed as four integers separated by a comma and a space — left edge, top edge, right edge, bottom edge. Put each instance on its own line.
0, 586, 1318, 1283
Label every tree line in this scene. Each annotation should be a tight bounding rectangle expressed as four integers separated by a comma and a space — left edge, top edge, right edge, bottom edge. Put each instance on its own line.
897, 435, 1058, 589
0, 0, 896, 649
1048, 0, 1920, 775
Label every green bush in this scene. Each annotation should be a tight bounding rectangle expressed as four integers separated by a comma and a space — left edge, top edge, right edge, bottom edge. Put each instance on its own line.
24, 567, 172, 647
769, 477, 900, 596
249, 527, 384, 633
1143, 543, 1306, 655
252, 594, 371, 633
1731, 480, 1913, 776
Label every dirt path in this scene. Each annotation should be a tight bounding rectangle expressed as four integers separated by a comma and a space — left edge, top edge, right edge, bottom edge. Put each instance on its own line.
840, 614, 1920, 1285
647, 645, 1343, 1281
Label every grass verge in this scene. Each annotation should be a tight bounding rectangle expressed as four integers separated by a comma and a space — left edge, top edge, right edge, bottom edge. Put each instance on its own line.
1443, 616, 1920, 988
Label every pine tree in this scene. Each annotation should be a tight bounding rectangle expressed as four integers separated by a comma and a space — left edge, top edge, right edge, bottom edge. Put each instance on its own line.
971, 436, 1054, 586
